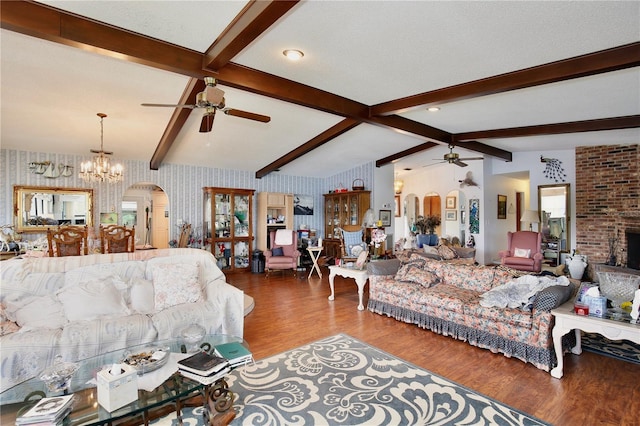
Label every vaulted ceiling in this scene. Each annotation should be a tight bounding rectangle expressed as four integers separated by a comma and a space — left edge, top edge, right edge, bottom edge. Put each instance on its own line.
1, 1, 639, 178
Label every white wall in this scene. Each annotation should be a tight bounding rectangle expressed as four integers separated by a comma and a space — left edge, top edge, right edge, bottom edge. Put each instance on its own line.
492, 150, 576, 251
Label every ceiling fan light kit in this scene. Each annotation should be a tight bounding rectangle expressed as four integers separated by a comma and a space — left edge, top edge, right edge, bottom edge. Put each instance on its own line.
79, 113, 124, 184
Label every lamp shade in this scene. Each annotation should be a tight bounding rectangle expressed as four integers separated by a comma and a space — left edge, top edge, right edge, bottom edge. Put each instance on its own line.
520, 210, 540, 231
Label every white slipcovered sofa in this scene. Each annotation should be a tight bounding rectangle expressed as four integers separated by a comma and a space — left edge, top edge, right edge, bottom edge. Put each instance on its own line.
0, 248, 244, 398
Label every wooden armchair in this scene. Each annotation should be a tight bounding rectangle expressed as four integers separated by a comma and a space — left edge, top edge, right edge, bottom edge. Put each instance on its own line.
339, 225, 367, 263
101, 225, 136, 253
47, 225, 88, 257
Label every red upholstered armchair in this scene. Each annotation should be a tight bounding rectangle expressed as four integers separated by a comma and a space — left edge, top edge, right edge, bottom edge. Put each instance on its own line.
264, 230, 300, 277
498, 231, 543, 272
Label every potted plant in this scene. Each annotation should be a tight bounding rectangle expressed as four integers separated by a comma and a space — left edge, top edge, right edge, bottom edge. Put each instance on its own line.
414, 215, 441, 234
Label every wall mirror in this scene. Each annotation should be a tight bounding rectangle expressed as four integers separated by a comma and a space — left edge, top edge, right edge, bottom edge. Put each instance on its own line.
538, 183, 570, 252
13, 185, 94, 233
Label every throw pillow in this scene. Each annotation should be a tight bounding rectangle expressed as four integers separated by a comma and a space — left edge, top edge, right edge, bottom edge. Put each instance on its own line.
57, 279, 130, 321
4, 295, 67, 330
129, 278, 155, 314
514, 248, 531, 258
348, 243, 367, 257
437, 244, 458, 260
271, 247, 284, 257
152, 262, 202, 311
395, 263, 440, 287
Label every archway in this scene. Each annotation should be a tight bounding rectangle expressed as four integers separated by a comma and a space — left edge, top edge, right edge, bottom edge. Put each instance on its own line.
123, 183, 169, 249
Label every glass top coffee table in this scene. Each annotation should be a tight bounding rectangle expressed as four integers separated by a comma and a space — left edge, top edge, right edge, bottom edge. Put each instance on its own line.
0, 334, 244, 425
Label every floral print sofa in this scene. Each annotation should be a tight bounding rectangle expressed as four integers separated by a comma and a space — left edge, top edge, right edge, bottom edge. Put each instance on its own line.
0, 248, 244, 400
367, 251, 575, 371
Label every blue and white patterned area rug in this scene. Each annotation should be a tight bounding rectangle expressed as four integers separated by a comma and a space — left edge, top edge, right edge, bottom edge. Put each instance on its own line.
154, 334, 548, 425
581, 332, 640, 365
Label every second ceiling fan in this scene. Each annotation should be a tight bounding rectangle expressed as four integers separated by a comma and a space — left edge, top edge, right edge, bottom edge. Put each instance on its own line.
142, 77, 271, 132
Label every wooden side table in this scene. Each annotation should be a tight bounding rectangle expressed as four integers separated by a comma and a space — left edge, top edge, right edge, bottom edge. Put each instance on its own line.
550, 301, 640, 379
328, 265, 369, 311
307, 247, 323, 278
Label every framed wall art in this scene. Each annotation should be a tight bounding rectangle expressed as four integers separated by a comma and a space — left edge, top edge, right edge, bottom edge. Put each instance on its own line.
445, 210, 457, 221
469, 199, 480, 234
394, 195, 401, 217
497, 195, 507, 219
446, 196, 456, 209
379, 209, 392, 227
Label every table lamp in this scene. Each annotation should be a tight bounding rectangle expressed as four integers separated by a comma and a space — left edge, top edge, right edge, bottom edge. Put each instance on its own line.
520, 210, 540, 231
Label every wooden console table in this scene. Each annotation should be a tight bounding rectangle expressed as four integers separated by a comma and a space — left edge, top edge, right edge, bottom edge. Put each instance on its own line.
550, 301, 640, 379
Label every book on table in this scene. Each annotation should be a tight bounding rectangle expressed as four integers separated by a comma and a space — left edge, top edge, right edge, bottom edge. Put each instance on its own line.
179, 365, 232, 385
177, 351, 230, 376
213, 341, 253, 367
16, 394, 74, 425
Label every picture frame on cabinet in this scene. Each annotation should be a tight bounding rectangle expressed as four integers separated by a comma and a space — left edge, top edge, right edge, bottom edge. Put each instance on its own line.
379, 210, 392, 227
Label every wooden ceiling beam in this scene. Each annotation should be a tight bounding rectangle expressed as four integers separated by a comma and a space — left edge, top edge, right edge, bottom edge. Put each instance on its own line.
454, 115, 640, 141
376, 142, 440, 168
0, 0, 203, 77
203, 0, 299, 71
149, 78, 206, 170
370, 42, 640, 116
255, 119, 360, 178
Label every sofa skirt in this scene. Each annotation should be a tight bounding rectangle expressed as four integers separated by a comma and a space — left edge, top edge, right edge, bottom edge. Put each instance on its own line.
368, 298, 575, 372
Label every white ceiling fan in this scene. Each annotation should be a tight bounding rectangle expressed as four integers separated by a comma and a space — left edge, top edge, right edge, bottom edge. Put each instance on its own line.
426, 144, 484, 168
141, 77, 271, 133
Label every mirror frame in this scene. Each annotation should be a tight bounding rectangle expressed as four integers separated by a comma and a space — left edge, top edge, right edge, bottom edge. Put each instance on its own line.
538, 183, 570, 252
13, 185, 94, 233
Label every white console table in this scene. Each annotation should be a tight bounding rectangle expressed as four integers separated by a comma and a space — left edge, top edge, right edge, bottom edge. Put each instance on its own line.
550, 301, 640, 379
328, 265, 368, 311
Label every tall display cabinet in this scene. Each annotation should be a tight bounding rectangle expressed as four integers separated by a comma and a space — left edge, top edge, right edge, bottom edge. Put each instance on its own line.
256, 192, 294, 252
203, 187, 255, 272
323, 190, 371, 259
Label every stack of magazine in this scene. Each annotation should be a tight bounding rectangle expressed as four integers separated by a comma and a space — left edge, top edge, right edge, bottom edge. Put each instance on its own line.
213, 342, 253, 368
16, 395, 74, 425
177, 351, 231, 385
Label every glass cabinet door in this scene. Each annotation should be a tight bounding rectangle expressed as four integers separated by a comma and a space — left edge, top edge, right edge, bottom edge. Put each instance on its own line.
233, 195, 249, 237
203, 191, 212, 252
215, 194, 231, 238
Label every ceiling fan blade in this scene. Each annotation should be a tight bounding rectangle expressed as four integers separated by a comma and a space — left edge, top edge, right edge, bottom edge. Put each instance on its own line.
199, 111, 215, 133
422, 161, 446, 168
141, 103, 197, 109
223, 108, 271, 123
458, 157, 484, 161
454, 160, 468, 167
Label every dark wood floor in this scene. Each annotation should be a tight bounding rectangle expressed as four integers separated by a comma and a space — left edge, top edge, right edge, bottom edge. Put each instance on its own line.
226, 267, 640, 426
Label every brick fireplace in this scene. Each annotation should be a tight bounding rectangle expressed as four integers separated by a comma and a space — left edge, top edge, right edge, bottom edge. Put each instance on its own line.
575, 144, 639, 278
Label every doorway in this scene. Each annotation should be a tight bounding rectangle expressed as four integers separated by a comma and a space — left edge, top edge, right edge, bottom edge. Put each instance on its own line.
123, 183, 169, 249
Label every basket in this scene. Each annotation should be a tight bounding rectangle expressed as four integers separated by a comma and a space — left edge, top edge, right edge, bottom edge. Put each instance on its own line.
352, 179, 365, 191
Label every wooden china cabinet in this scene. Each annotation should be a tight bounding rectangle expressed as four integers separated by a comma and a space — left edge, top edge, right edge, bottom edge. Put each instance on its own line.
203, 187, 255, 273
323, 190, 371, 259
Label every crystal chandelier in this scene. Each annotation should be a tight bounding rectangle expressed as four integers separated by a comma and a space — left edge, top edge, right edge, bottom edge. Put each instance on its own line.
79, 113, 124, 183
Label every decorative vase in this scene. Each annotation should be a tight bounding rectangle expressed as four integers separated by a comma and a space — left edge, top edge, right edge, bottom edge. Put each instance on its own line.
567, 255, 587, 280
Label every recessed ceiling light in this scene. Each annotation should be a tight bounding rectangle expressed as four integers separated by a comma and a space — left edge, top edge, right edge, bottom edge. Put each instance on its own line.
283, 49, 304, 61
427, 107, 440, 112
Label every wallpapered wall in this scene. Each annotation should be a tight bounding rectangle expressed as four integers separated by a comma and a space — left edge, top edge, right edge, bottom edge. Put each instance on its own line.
0, 149, 375, 244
